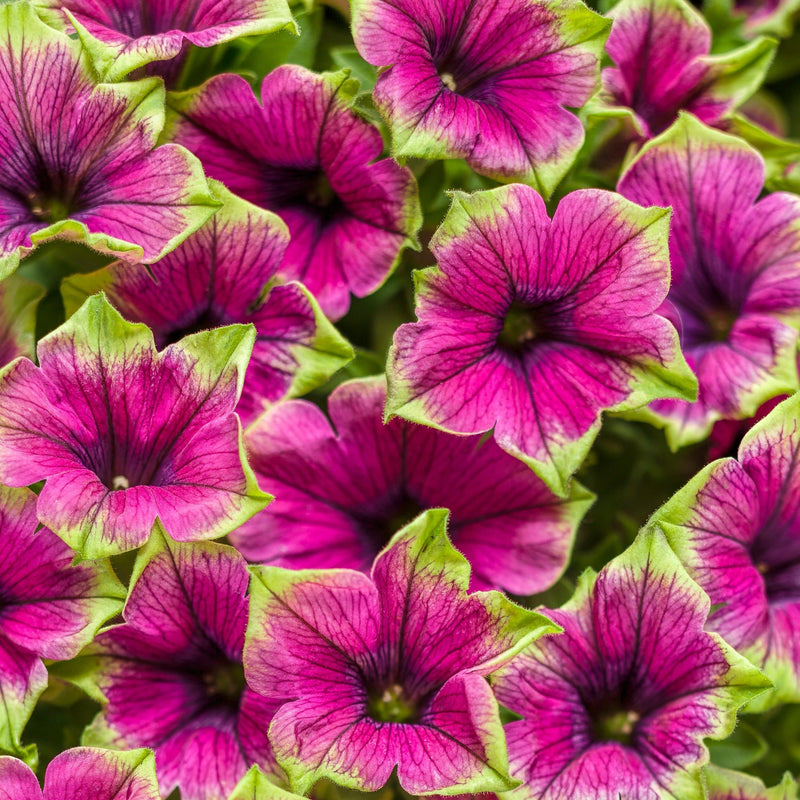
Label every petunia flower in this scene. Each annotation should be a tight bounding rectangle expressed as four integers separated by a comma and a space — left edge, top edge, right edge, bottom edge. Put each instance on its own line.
597, 0, 775, 139
37, 0, 296, 83
0, 293, 268, 559
0, 276, 43, 368
0, 485, 124, 757
245, 509, 557, 795
65, 532, 282, 800
650, 394, 800, 709
0, 748, 160, 800
62, 185, 354, 427
492, 528, 770, 800
618, 114, 800, 445
232, 376, 593, 594
165, 65, 421, 320
0, 1, 217, 281
350, 0, 609, 196
386, 184, 695, 495
705, 766, 798, 800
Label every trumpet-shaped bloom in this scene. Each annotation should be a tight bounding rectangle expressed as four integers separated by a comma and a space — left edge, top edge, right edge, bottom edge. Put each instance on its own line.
619, 115, 800, 445
386, 184, 695, 495
492, 529, 770, 800
0, 294, 268, 559
650, 394, 800, 708
37, 0, 295, 82
0, 2, 217, 281
0, 276, 43, 368
73, 533, 282, 800
0, 485, 124, 755
166, 65, 420, 320
599, 0, 775, 138
232, 376, 592, 594
350, 0, 609, 195
63, 186, 353, 427
0, 748, 160, 800
245, 510, 556, 795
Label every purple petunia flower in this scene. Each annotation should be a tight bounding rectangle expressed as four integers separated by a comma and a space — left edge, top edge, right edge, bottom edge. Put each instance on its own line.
0, 2, 217, 281
350, 0, 609, 195
37, 0, 296, 83
232, 376, 593, 594
63, 185, 353, 427
0, 748, 161, 800
651, 394, 800, 709
245, 510, 556, 795
72, 533, 283, 800
598, 0, 775, 139
492, 529, 770, 800
165, 65, 421, 320
619, 114, 800, 445
386, 183, 695, 495
0, 485, 124, 757
0, 293, 268, 559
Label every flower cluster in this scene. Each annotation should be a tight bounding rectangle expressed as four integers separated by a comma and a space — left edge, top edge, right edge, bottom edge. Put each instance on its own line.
1, 0, 800, 798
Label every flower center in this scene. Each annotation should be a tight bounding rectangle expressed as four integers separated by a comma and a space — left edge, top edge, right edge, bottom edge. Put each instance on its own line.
161, 307, 225, 347
354, 494, 426, 559
750, 529, 800, 605
203, 660, 246, 708
439, 71, 457, 91
703, 305, 737, 343
306, 172, 337, 209
27, 191, 72, 224
367, 682, 418, 723
498, 302, 541, 351
591, 707, 640, 745
111, 475, 130, 491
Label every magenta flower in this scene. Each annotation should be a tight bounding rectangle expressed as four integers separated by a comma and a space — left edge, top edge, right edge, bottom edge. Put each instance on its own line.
232, 376, 593, 594
72, 533, 282, 800
350, 0, 609, 195
0, 748, 160, 800
492, 529, 770, 800
63, 186, 353, 427
0, 2, 217, 281
166, 65, 421, 320
706, 766, 797, 800
651, 394, 800, 709
0, 293, 268, 559
598, 0, 775, 138
0, 276, 43, 369
386, 184, 695, 495
0, 485, 124, 756
245, 510, 556, 795
38, 0, 295, 82
619, 114, 800, 445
